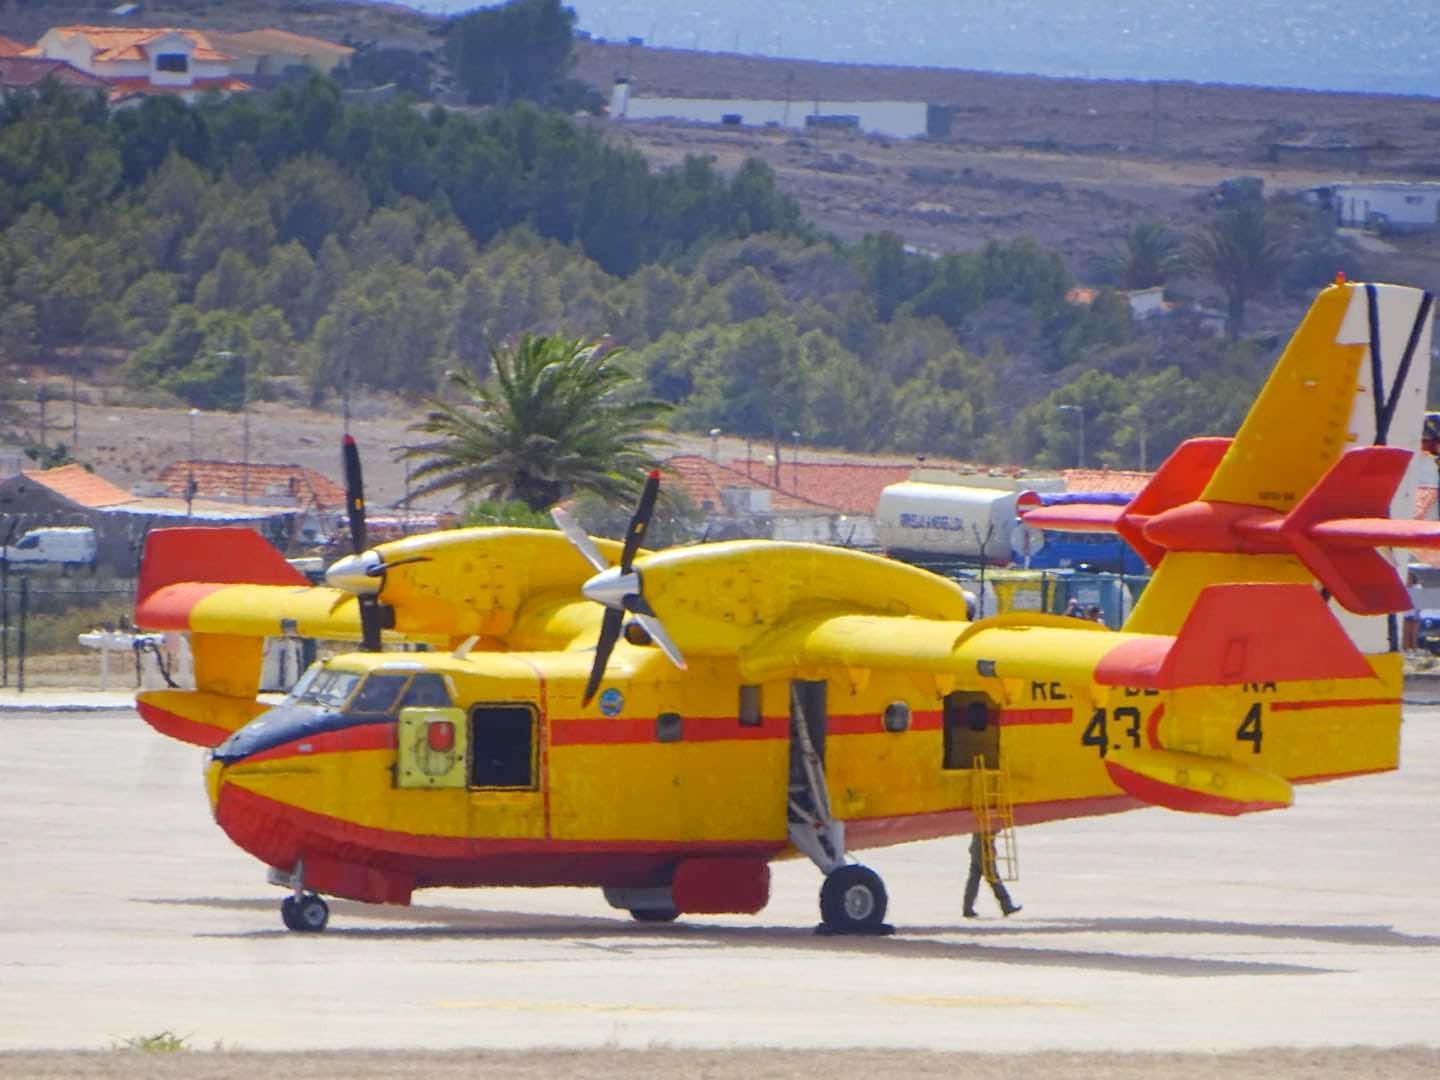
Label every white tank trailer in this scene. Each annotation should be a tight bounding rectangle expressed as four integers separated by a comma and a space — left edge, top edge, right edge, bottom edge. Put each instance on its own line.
874, 481, 1050, 563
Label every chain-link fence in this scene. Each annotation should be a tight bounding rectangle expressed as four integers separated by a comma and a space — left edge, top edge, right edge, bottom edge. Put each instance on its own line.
0, 569, 139, 691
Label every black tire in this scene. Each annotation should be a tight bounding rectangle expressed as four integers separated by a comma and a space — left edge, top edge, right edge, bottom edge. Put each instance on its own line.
630, 907, 681, 923
819, 864, 888, 932
291, 893, 329, 933
280, 895, 300, 931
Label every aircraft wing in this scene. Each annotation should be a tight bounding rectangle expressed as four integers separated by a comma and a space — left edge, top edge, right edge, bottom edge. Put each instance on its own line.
738, 583, 1376, 691
135, 580, 435, 643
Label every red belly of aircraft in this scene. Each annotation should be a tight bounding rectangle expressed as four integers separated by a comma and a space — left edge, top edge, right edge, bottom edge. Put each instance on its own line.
213, 781, 783, 905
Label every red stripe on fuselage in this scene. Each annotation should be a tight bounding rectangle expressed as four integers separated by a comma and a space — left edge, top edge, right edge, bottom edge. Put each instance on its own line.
1270, 698, 1400, 712
243, 721, 394, 763
999, 708, 1071, 726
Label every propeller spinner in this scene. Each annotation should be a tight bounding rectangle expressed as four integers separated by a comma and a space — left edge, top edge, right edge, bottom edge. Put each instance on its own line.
552, 471, 686, 705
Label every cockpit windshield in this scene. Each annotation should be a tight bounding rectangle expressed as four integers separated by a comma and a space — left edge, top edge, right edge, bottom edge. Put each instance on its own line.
280, 666, 453, 716
347, 673, 409, 715
292, 668, 363, 710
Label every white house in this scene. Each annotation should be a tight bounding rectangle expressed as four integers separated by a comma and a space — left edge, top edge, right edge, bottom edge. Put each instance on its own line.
1328, 181, 1440, 233
25, 25, 248, 102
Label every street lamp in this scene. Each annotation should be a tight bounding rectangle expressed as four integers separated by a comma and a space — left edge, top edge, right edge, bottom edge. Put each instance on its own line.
216, 350, 249, 505
709, 428, 721, 462
1057, 405, 1085, 468
791, 430, 801, 492
186, 408, 199, 518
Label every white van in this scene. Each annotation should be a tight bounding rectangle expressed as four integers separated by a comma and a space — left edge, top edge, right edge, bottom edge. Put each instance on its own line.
3, 526, 98, 566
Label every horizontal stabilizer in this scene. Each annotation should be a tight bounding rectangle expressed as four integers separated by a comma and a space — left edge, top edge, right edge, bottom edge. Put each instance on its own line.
138, 527, 306, 608
1095, 582, 1374, 689
1105, 748, 1293, 815
138, 689, 270, 748
1017, 438, 1230, 569
1279, 445, 1440, 614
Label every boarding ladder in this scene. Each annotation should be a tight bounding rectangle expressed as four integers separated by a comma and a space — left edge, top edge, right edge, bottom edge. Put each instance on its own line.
971, 754, 1019, 882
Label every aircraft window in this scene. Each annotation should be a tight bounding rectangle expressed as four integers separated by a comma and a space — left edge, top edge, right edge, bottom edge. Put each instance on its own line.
738, 685, 762, 727
883, 701, 911, 733
656, 712, 683, 742
471, 706, 535, 788
347, 674, 409, 715
307, 670, 362, 709
284, 662, 323, 704
399, 673, 452, 709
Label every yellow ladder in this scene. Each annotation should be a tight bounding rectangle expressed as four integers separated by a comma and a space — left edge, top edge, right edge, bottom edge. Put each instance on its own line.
971, 754, 1019, 882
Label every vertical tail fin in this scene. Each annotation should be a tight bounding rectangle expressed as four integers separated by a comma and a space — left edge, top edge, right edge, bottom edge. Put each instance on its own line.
1125, 282, 1434, 638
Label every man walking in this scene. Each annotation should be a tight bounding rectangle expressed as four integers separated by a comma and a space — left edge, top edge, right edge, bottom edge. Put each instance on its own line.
964, 831, 1021, 917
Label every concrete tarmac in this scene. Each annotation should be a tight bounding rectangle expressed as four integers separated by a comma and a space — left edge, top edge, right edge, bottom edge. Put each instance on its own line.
2, 708, 1439, 1053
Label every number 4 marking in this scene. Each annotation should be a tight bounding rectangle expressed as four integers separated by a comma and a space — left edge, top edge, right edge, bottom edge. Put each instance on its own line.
1236, 702, 1263, 754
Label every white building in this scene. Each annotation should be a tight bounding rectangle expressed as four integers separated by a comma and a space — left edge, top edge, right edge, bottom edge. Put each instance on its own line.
1328, 182, 1440, 233
25, 25, 248, 103
609, 80, 931, 139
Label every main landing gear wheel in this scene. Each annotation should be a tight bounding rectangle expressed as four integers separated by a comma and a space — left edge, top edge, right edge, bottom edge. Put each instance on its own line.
629, 907, 681, 923
281, 893, 330, 933
818, 864, 892, 935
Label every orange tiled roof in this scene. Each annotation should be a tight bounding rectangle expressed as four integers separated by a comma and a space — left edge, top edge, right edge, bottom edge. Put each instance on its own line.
666, 455, 914, 515
0, 56, 109, 90
23, 464, 135, 508
665, 455, 824, 513
156, 461, 345, 510
726, 457, 913, 514
1062, 468, 1152, 496
34, 26, 231, 63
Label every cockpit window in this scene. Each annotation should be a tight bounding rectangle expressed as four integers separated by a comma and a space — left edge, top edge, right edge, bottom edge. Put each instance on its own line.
346, 673, 410, 715
284, 662, 323, 704
399, 673, 452, 709
307, 669, 362, 709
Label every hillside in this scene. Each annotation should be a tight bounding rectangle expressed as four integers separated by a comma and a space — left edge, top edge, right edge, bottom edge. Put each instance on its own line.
3, 0, 1440, 500
5, 3, 1438, 294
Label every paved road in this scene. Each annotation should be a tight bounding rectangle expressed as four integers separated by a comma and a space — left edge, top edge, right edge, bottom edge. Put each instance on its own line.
2, 708, 1438, 1052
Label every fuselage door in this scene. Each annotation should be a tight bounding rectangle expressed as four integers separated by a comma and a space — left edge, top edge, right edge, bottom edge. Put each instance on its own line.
468, 701, 545, 841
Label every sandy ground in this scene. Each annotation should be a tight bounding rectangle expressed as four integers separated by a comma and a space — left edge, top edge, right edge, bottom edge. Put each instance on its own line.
1, 1047, 1437, 1079
1, 706, 1438, 1077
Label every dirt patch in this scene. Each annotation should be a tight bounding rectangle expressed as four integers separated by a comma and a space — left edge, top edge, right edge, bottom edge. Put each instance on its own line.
2, 1047, 1437, 1079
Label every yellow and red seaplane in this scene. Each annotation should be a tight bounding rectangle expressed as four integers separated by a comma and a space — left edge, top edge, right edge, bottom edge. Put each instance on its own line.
134, 279, 1437, 934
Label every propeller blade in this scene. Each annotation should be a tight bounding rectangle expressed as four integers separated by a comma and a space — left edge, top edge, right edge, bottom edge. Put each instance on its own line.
632, 610, 687, 671
620, 471, 661, 572
583, 607, 625, 706
342, 435, 366, 554
358, 595, 383, 652
551, 507, 610, 573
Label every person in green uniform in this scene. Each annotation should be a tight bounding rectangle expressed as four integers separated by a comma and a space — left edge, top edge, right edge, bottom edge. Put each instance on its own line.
964, 831, 1021, 917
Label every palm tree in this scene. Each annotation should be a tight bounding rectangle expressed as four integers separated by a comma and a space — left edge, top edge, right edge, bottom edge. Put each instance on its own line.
1106, 220, 1181, 289
401, 334, 670, 511
1187, 204, 1289, 339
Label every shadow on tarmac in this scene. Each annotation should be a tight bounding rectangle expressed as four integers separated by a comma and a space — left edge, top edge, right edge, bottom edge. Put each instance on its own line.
144, 895, 1338, 978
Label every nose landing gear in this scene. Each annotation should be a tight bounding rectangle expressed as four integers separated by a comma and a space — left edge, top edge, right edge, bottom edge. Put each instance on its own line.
281, 892, 330, 933
271, 857, 330, 933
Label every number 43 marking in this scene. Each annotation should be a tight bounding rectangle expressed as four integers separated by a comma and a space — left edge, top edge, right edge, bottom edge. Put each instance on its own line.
1236, 702, 1263, 753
